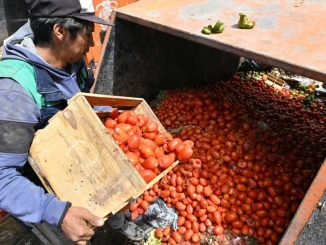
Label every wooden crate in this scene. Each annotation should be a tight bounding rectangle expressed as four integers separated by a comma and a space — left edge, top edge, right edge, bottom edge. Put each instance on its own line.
29, 92, 178, 218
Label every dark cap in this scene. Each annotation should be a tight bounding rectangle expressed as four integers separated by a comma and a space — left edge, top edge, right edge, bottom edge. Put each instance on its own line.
25, 0, 113, 26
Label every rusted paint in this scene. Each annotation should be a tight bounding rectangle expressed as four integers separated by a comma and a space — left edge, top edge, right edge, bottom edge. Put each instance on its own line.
280, 158, 326, 244
117, 0, 326, 82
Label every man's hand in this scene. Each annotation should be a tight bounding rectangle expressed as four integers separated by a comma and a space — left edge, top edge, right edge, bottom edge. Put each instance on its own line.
61, 207, 104, 244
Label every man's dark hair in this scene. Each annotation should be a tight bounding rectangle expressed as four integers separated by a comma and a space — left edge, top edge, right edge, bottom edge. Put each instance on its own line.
30, 17, 93, 45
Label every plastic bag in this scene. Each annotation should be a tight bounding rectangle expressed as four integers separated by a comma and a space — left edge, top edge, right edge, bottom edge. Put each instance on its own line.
143, 198, 178, 230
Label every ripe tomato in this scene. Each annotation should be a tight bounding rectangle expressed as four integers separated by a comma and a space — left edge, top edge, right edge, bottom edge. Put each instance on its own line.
143, 157, 158, 170
139, 169, 157, 183
178, 147, 193, 161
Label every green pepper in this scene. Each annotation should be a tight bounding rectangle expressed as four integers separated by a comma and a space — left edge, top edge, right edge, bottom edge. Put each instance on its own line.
201, 27, 211, 35
238, 13, 255, 29
212, 20, 224, 33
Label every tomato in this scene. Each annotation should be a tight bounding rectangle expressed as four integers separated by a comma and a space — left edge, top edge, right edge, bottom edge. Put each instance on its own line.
117, 112, 129, 123
140, 200, 149, 210
225, 211, 238, 223
139, 144, 154, 158
210, 194, 220, 205
183, 140, 194, 148
236, 184, 246, 192
192, 221, 199, 233
143, 157, 158, 170
192, 233, 200, 243
176, 202, 186, 211
127, 135, 141, 151
162, 226, 171, 236
186, 213, 197, 222
167, 237, 177, 245
231, 220, 243, 229
146, 121, 159, 133
242, 224, 249, 236
129, 202, 138, 212
199, 223, 206, 232
186, 204, 194, 214
171, 231, 181, 243
154, 134, 166, 146
177, 216, 185, 226
190, 177, 199, 186
139, 169, 157, 183
177, 226, 187, 235
184, 230, 194, 241
158, 153, 175, 169
130, 209, 139, 220
125, 151, 139, 166
104, 118, 117, 129
154, 228, 163, 238
207, 206, 216, 213
203, 186, 213, 196
178, 147, 193, 161
213, 225, 224, 235
213, 211, 222, 224
184, 220, 192, 229
167, 138, 182, 152
126, 115, 138, 126
113, 127, 128, 143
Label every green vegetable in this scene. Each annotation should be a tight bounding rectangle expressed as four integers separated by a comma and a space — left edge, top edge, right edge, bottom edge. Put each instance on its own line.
238, 13, 255, 29
212, 20, 224, 33
201, 26, 212, 35
144, 230, 162, 245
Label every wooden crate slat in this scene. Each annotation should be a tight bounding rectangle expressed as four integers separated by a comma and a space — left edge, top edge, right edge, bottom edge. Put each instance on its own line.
70, 93, 143, 107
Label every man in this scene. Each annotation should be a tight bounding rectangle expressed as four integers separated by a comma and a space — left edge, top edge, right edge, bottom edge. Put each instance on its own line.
0, 0, 143, 244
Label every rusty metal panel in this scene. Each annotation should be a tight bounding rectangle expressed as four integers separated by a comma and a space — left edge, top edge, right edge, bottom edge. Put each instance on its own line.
117, 0, 326, 82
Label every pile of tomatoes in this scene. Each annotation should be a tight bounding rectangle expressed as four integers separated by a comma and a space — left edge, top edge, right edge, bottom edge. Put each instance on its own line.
127, 76, 324, 245
213, 76, 326, 166
103, 110, 194, 183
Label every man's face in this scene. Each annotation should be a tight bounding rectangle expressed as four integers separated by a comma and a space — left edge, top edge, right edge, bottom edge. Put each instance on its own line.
62, 23, 95, 65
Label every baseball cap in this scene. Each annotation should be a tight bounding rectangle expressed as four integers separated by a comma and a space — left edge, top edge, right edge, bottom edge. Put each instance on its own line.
25, 0, 113, 26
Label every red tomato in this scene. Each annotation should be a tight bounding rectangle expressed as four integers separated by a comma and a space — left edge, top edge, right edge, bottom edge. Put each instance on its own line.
184, 230, 194, 241
167, 138, 182, 152
162, 226, 171, 236
126, 115, 138, 126
158, 153, 175, 169
225, 211, 238, 223
154, 228, 163, 238
176, 202, 186, 211
171, 231, 182, 243
178, 147, 193, 161
213, 225, 224, 235
139, 144, 154, 158
104, 118, 117, 129
143, 157, 158, 170
139, 169, 157, 183
146, 121, 159, 133
213, 211, 222, 224
127, 135, 141, 151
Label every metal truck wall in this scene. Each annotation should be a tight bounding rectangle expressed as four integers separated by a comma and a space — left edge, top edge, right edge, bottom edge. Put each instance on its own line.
95, 18, 240, 100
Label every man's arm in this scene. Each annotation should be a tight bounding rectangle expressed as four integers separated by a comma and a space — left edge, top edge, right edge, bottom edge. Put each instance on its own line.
0, 79, 70, 225
0, 78, 104, 243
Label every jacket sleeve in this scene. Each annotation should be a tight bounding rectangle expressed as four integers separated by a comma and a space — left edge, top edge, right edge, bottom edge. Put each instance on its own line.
0, 78, 70, 226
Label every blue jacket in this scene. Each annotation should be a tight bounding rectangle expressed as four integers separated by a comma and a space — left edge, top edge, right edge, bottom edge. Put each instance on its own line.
0, 22, 93, 226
